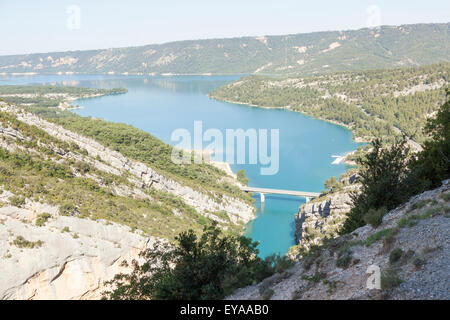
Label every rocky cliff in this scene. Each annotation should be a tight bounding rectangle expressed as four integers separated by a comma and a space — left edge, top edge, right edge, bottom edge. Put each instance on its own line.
292, 175, 359, 255
228, 180, 450, 300
0, 200, 164, 300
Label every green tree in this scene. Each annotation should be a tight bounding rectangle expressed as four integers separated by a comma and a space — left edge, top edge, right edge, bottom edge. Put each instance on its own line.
237, 169, 249, 186
409, 90, 450, 190
341, 138, 412, 234
323, 176, 343, 193
102, 223, 276, 300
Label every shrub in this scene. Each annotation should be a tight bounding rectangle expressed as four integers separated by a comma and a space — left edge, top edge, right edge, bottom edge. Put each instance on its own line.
269, 255, 295, 274
336, 252, 352, 269
12, 236, 43, 249
9, 195, 25, 207
381, 268, 402, 290
397, 215, 419, 228
261, 288, 274, 300
363, 207, 387, 228
323, 280, 338, 295
102, 223, 275, 300
389, 248, 404, 265
59, 202, 78, 216
301, 246, 322, 271
35, 213, 51, 227
413, 257, 426, 269
301, 272, 326, 283
409, 200, 428, 212
440, 193, 450, 202
365, 228, 398, 247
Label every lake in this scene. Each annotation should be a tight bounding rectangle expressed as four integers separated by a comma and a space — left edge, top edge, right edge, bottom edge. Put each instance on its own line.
0, 74, 361, 258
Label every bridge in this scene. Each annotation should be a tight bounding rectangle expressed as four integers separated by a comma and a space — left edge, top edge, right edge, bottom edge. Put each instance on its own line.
240, 186, 321, 203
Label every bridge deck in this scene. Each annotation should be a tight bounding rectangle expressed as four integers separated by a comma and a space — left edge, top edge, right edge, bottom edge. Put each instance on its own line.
240, 186, 321, 198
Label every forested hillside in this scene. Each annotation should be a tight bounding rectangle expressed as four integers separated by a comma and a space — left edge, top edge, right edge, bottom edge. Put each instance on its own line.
0, 23, 448, 76
210, 62, 449, 143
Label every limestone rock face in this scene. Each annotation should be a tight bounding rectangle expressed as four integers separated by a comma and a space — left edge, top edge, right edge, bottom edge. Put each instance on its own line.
0, 205, 163, 300
294, 186, 357, 251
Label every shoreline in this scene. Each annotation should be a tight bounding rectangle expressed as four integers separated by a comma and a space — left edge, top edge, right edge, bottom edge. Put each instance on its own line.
209, 95, 371, 144
0, 72, 250, 77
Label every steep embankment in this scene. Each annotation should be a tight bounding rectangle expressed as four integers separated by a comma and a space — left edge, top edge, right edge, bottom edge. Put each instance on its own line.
0, 23, 448, 75
228, 180, 450, 300
0, 94, 254, 299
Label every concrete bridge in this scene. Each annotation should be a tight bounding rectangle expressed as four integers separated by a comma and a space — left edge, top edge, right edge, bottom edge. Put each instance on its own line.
240, 186, 321, 203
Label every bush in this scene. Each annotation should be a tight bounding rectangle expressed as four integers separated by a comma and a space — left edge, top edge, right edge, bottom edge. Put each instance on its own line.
341, 138, 412, 234
102, 223, 275, 300
12, 236, 43, 249
9, 195, 25, 207
365, 228, 398, 247
409, 200, 428, 212
336, 248, 353, 269
440, 193, 450, 202
266, 254, 295, 274
381, 268, 402, 290
59, 202, 78, 216
363, 207, 387, 228
389, 248, 404, 265
413, 257, 426, 269
35, 213, 51, 227
261, 288, 274, 300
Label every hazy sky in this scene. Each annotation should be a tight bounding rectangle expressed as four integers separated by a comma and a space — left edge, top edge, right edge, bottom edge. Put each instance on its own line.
0, 0, 448, 55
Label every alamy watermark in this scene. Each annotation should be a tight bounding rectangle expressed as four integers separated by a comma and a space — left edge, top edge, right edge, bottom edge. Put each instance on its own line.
366, 5, 381, 29
66, 5, 81, 30
366, 265, 381, 290
170, 121, 279, 175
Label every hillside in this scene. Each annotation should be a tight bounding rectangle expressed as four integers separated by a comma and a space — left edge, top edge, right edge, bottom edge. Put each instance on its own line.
0, 88, 256, 235
0, 23, 448, 76
228, 180, 450, 300
210, 62, 449, 143
0, 86, 259, 299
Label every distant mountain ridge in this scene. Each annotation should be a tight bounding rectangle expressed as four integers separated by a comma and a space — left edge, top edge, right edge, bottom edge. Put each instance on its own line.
0, 23, 449, 76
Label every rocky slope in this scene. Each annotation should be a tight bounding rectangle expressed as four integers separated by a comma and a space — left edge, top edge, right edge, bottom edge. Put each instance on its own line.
0, 199, 164, 300
228, 180, 450, 300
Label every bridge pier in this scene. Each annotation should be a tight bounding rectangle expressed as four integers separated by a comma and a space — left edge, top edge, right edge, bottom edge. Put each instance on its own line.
260, 193, 265, 203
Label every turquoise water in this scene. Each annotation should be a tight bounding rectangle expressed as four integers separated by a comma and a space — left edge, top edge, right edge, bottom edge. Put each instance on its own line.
0, 74, 362, 258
